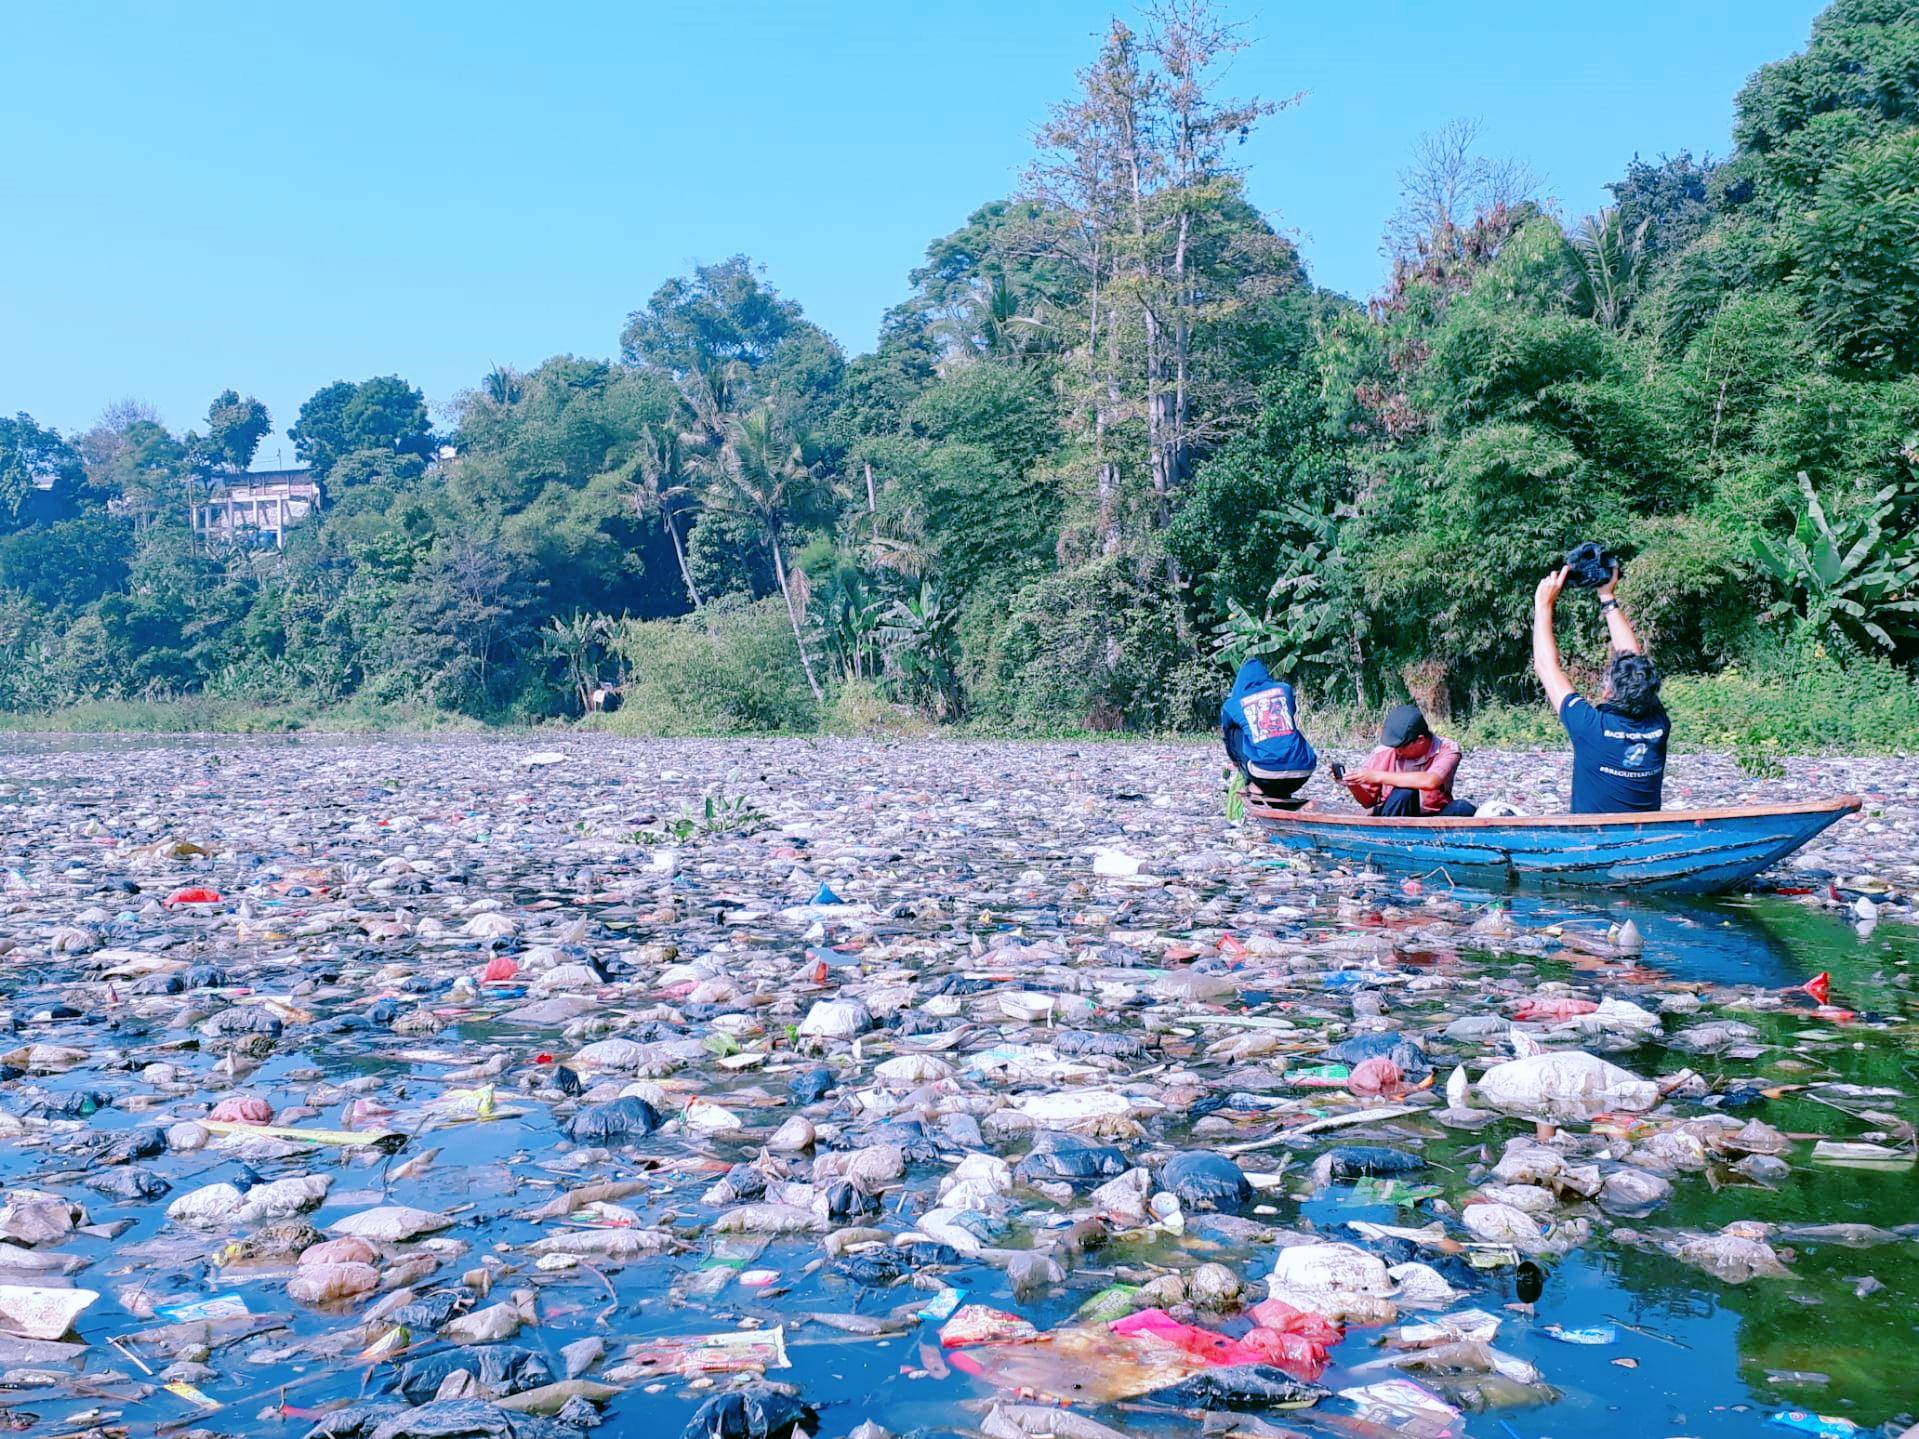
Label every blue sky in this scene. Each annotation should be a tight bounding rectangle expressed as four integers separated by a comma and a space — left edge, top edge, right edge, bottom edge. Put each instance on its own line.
2, 0, 1823, 465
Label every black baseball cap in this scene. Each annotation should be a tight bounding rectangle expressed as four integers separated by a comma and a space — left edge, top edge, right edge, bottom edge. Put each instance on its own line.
1381, 704, 1431, 748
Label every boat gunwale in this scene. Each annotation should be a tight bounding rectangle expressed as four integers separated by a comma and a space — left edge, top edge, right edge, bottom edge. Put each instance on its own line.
1244, 793, 1862, 831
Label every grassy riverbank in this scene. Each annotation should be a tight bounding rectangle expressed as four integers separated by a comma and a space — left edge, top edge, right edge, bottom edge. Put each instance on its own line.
2, 654, 1914, 759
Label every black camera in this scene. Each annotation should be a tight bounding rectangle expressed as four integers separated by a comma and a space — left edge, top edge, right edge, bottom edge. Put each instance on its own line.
1564, 541, 1620, 589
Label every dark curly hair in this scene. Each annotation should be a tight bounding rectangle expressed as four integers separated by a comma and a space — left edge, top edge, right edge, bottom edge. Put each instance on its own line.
1605, 653, 1663, 719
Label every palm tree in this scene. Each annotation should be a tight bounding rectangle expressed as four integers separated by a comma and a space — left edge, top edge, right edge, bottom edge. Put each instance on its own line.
1570, 207, 1649, 331
931, 270, 1058, 365
482, 365, 523, 406
630, 425, 703, 612
697, 405, 826, 702
680, 359, 749, 456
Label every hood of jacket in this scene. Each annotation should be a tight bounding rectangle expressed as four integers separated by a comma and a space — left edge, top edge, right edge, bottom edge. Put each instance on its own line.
1231, 657, 1277, 701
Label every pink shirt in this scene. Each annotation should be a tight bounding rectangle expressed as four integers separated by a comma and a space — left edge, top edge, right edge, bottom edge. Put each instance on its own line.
1351, 737, 1461, 815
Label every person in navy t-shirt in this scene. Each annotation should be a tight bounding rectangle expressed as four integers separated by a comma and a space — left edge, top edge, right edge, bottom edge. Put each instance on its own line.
1531, 562, 1668, 813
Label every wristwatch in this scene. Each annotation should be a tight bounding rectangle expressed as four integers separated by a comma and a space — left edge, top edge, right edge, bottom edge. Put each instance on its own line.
1599, 598, 1620, 614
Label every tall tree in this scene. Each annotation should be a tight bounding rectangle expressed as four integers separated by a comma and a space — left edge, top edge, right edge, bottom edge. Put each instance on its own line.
201, 390, 272, 473
607, 423, 704, 612
621, 256, 806, 379
1381, 117, 1540, 267
696, 405, 826, 701
1022, 2, 1297, 555
288, 382, 357, 478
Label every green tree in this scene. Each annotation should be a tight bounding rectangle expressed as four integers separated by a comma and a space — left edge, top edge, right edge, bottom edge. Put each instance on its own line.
621, 256, 806, 378
1607, 151, 1718, 266
1790, 130, 1919, 373
1023, 4, 1301, 553
199, 390, 272, 473
290, 376, 433, 479
0, 514, 133, 609
288, 382, 356, 477
696, 405, 828, 702
613, 425, 703, 611
81, 416, 187, 528
1731, 0, 1919, 201
1569, 207, 1650, 331
0, 413, 85, 531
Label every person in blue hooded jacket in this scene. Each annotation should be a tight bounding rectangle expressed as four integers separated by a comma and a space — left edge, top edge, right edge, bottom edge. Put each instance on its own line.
1220, 657, 1318, 807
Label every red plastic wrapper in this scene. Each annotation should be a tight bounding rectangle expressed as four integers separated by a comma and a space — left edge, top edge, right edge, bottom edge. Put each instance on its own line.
1246, 1297, 1345, 1346
1514, 996, 1598, 1021
1348, 1056, 1404, 1096
1113, 1307, 1265, 1365
1113, 1306, 1336, 1382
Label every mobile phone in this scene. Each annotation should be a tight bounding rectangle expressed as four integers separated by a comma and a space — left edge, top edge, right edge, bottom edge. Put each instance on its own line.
1330, 760, 1346, 783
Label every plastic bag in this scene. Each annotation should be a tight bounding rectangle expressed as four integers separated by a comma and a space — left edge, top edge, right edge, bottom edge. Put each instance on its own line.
1476, 1051, 1657, 1120
680, 1388, 815, 1439
567, 1096, 663, 1143
1156, 1151, 1250, 1210
1015, 1131, 1129, 1188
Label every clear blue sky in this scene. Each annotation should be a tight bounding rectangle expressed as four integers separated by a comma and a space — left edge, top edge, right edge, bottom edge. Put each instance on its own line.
1, 0, 1824, 466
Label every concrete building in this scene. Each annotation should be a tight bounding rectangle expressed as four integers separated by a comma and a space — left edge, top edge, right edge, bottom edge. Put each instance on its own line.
190, 468, 322, 549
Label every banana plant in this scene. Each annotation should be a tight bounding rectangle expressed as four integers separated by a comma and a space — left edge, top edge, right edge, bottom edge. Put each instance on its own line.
806, 550, 887, 682
1751, 471, 1919, 653
879, 581, 962, 718
542, 613, 614, 715
1209, 502, 1352, 677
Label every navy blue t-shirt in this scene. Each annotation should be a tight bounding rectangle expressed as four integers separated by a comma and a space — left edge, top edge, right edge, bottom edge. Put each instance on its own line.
1559, 693, 1669, 813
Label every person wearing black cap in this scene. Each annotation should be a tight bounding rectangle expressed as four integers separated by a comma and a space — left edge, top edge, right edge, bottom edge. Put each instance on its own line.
1339, 703, 1476, 817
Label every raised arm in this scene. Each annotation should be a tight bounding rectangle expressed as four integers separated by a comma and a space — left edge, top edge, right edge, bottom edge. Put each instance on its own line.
1595, 564, 1643, 656
1532, 567, 1576, 710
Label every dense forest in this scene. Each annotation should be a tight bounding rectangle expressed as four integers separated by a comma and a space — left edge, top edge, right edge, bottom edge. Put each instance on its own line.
3, 0, 1917, 747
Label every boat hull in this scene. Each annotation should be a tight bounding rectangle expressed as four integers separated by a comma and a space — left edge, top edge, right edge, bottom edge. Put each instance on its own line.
1249, 796, 1861, 895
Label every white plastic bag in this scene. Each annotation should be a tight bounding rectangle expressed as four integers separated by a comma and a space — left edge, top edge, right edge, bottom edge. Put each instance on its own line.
1476, 1050, 1657, 1120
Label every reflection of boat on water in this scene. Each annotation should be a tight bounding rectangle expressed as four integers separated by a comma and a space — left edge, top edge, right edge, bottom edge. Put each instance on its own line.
1468, 885, 1904, 998
1516, 891, 1808, 989
1250, 796, 1861, 895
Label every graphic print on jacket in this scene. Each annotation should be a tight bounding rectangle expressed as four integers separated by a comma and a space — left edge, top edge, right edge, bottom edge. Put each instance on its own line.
1219, 658, 1318, 777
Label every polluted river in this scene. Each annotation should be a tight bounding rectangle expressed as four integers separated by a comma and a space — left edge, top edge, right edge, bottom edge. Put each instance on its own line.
0, 734, 1913, 1439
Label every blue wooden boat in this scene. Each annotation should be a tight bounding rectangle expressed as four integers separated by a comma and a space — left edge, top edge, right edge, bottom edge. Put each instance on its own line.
1247, 794, 1861, 895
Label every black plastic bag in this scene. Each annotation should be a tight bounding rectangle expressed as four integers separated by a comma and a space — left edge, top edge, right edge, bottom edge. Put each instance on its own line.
1150, 1366, 1328, 1408
1324, 1031, 1432, 1078
679, 1387, 815, 1439
1157, 1150, 1251, 1210
567, 1096, 663, 1144
1015, 1130, 1129, 1188
393, 1347, 551, 1403
1321, 1144, 1426, 1178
